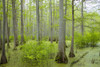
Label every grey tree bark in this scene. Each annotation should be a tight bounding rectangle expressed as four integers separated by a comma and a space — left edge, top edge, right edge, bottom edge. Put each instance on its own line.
12, 0, 18, 49
55, 0, 59, 43
0, 20, 2, 50
55, 0, 68, 63
6, 0, 10, 48
64, 0, 67, 48
50, 0, 53, 43
29, 0, 32, 38
21, 0, 24, 44
36, 0, 40, 42
40, 0, 43, 40
1, 0, 7, 64
81, 0, 84, 35
52, 0, 55, 41
0, 0, 2, 50
69, 0, 75, 57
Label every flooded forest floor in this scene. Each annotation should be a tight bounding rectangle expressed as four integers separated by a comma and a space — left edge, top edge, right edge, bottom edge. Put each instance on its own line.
0, 42, 100, 67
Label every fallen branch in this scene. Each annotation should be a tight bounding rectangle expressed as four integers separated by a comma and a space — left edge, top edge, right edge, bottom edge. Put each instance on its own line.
70, 51, 89, 67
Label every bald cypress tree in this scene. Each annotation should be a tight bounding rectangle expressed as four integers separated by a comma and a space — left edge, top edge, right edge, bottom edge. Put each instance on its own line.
0, 19, 2, 50
81, 0, 84, 35
55, 0, 68, 63
21, 0, 24, 44
6, 0, 10, 48
12, 0, 18, 49
0, 0, 2, 50
69, 0, 75, 57
1, 0, 7, 64
50, 0, 53, 43
36, 0, 40, 42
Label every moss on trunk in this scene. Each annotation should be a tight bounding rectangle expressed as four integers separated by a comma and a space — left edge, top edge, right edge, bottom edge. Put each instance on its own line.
55, 52, 68, 63
69, 52, 75, 57
0, 55, 7, 64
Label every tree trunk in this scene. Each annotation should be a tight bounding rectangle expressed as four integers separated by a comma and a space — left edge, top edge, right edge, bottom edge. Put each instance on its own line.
0, 20, 2, 50
29, 0, 33, 38
52, 0, 55, 41
55, 0, 58, 43
64, 0, 67, 48
55, 0, 68, 63
1, 0, 7, 64
0, 0, 1, 49
0, 0, 2, 48
81, 0, 84, 35
36, 0, 40, 42
69, 0, 75, 57
40, 0, 43, 40
50, 0, 53, 43
12, 0, 18, 49
21, 0, 24, 44
6, 0, 10, 48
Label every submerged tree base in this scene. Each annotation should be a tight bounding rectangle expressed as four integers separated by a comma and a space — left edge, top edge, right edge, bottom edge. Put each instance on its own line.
0, 55, 7, 64
69, 52, 75, 57
55, 52, 68, 63
13, 46, 18, 50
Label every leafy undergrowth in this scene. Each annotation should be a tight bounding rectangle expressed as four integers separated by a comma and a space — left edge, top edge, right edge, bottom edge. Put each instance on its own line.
75, 32, 100, 48
20, 40, 58, 66
0, 40, 100, 67
0, 41, 58, 67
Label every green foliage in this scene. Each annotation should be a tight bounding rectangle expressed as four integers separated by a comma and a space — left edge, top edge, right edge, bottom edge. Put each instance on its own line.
41, 36, 49, 41
65, 35, 71, 40
24, 35, 36, 41
18, 35, 36, 42
9, 36, 14, 42
66, 40, 71, 47
20, 40, 58, 63
75, 32, 100, 48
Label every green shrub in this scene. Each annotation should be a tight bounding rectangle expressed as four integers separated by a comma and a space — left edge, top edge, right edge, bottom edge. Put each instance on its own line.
66, 40, 71, 47
9, 36, 14, 42
88, 32, 100, 47
75, 34, 88, 48
18, 35, 21, 41
75, 32, 100, 48
24, 35, 36, 42
20, 40, 58, 63
42, 36, 49, 41
65, 35, 71, 40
